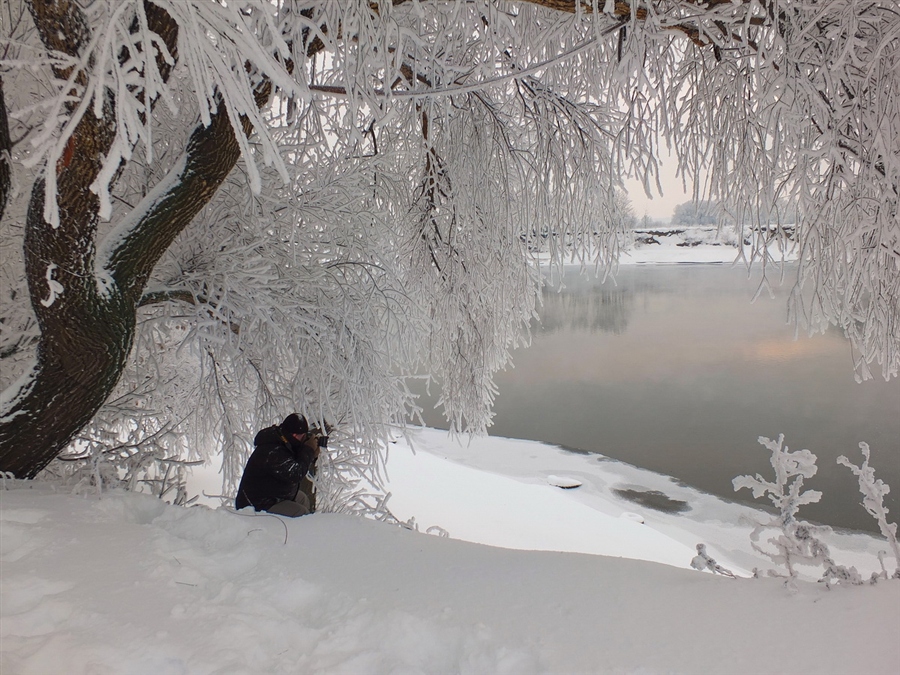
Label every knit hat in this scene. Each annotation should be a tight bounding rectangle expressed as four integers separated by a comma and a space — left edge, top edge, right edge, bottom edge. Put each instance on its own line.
280, 413, 308, 437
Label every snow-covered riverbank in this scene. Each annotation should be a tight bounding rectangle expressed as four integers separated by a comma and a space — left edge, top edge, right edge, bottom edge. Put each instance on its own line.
3, 428, 898, 674
543, 223, 799, 269
622, 224, 763, 265
4, 229, 892, 674
384, 429, 891, 580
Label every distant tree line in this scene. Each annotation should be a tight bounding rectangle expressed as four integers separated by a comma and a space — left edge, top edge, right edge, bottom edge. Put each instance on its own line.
671, 201, 721, 226
668, 200, 800, 227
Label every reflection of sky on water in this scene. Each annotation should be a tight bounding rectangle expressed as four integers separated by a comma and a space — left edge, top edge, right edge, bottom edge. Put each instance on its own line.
740, 337, 841, 364
418, 264, 900, 534
518, 267, 852, 385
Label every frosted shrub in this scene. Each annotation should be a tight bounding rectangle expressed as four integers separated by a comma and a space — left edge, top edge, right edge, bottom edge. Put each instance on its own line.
733, 435, 833, 586
820, 559, 863, 589
37, 410, 200, 505
837, 443, 900, 579
873, 552, 899, 584
690, 544, 736, 579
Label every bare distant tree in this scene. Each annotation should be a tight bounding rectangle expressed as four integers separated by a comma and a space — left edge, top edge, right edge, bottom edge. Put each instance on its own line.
0, 2, 897, 502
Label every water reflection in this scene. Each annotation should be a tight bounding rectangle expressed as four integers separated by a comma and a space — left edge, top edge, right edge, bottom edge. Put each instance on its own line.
415, 264, 900, 534
539, 281, 635, 335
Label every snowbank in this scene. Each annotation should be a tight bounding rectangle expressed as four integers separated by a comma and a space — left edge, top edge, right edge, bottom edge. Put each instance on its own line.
2, 429, 898, 674
384, 429, 891, 580
553, 224, 799, 266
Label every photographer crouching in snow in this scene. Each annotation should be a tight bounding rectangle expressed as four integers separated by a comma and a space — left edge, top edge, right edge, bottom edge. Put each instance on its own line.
235, 414, 326, 517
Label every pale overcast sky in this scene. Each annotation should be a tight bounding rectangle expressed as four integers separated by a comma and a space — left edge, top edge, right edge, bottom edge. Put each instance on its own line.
622, 156, 691, 222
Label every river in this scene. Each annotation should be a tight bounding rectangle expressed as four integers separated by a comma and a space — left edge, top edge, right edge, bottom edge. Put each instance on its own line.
415, 263, 900, 534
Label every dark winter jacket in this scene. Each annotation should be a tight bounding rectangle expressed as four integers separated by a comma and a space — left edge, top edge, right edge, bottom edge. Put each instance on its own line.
235, 425, 317, 512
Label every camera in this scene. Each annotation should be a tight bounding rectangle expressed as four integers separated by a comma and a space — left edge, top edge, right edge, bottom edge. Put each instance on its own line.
309, 428, 329, 449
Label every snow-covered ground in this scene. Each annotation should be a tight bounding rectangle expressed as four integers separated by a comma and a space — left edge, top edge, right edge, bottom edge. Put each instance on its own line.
2, 428, 898, 674
383, 429, 891, 581
542, 223, 798, 268
621, 224, 797, 265
3, 229, 895, 674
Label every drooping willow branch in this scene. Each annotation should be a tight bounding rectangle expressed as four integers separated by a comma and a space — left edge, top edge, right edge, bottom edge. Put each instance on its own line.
139, 289, 241, 335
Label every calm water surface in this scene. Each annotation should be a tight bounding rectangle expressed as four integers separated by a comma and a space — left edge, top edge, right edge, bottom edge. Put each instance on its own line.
418, 264, 900, 533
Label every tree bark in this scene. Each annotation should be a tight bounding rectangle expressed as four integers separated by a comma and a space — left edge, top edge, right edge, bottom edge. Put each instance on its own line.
0, 76, 11, 221
0, 99, 260, 477
0, 0, 121, 476
0, 0, 264, 477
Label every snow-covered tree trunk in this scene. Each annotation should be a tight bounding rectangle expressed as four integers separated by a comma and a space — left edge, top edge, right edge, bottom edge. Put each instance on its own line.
0, 1, 265, 477
0, 0, 896, 496
0, 75, 10, 218
0, 0, 127, 477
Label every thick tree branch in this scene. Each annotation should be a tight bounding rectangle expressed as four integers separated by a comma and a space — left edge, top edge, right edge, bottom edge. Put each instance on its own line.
516, 0, 764, 46
0, 1, 183, 477
106, 80, 272, 305
0, 76, 10, 221
27, 0, 90, 80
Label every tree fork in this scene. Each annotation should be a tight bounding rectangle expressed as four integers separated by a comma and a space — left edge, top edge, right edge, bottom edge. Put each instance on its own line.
0, 1, 266, 477
0, 89, 271, 477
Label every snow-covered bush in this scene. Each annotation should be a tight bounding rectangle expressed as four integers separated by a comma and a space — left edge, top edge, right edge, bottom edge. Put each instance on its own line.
819, 558, 863, 589
837, 443, 900, 579
38, 401, 200, 505
690, 543, 736, 579
873, 551, 900, 584
733, 435, 833, 586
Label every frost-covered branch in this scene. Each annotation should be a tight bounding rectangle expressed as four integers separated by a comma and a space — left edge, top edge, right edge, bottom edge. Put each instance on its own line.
733, 434, 834, 585
139, 288, 241, 335
101, 84, 271, 303
837, 442, 900, 575
2, 0, 898, 502
690, 543, 736, 578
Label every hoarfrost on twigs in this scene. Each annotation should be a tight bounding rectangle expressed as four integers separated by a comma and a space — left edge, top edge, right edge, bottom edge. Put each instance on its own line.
734, 435, 833, 587
837, 443, 900, 577
690, 543, 736, 579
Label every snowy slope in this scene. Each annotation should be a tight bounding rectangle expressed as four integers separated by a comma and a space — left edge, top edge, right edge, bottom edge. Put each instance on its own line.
384, 429, 892, 580
3, 429, 899, 675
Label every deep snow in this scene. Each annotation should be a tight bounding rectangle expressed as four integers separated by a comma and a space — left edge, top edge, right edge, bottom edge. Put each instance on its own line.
620, 225, 796, 266
3, 232, 896, 674
2, 427, 898, 675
